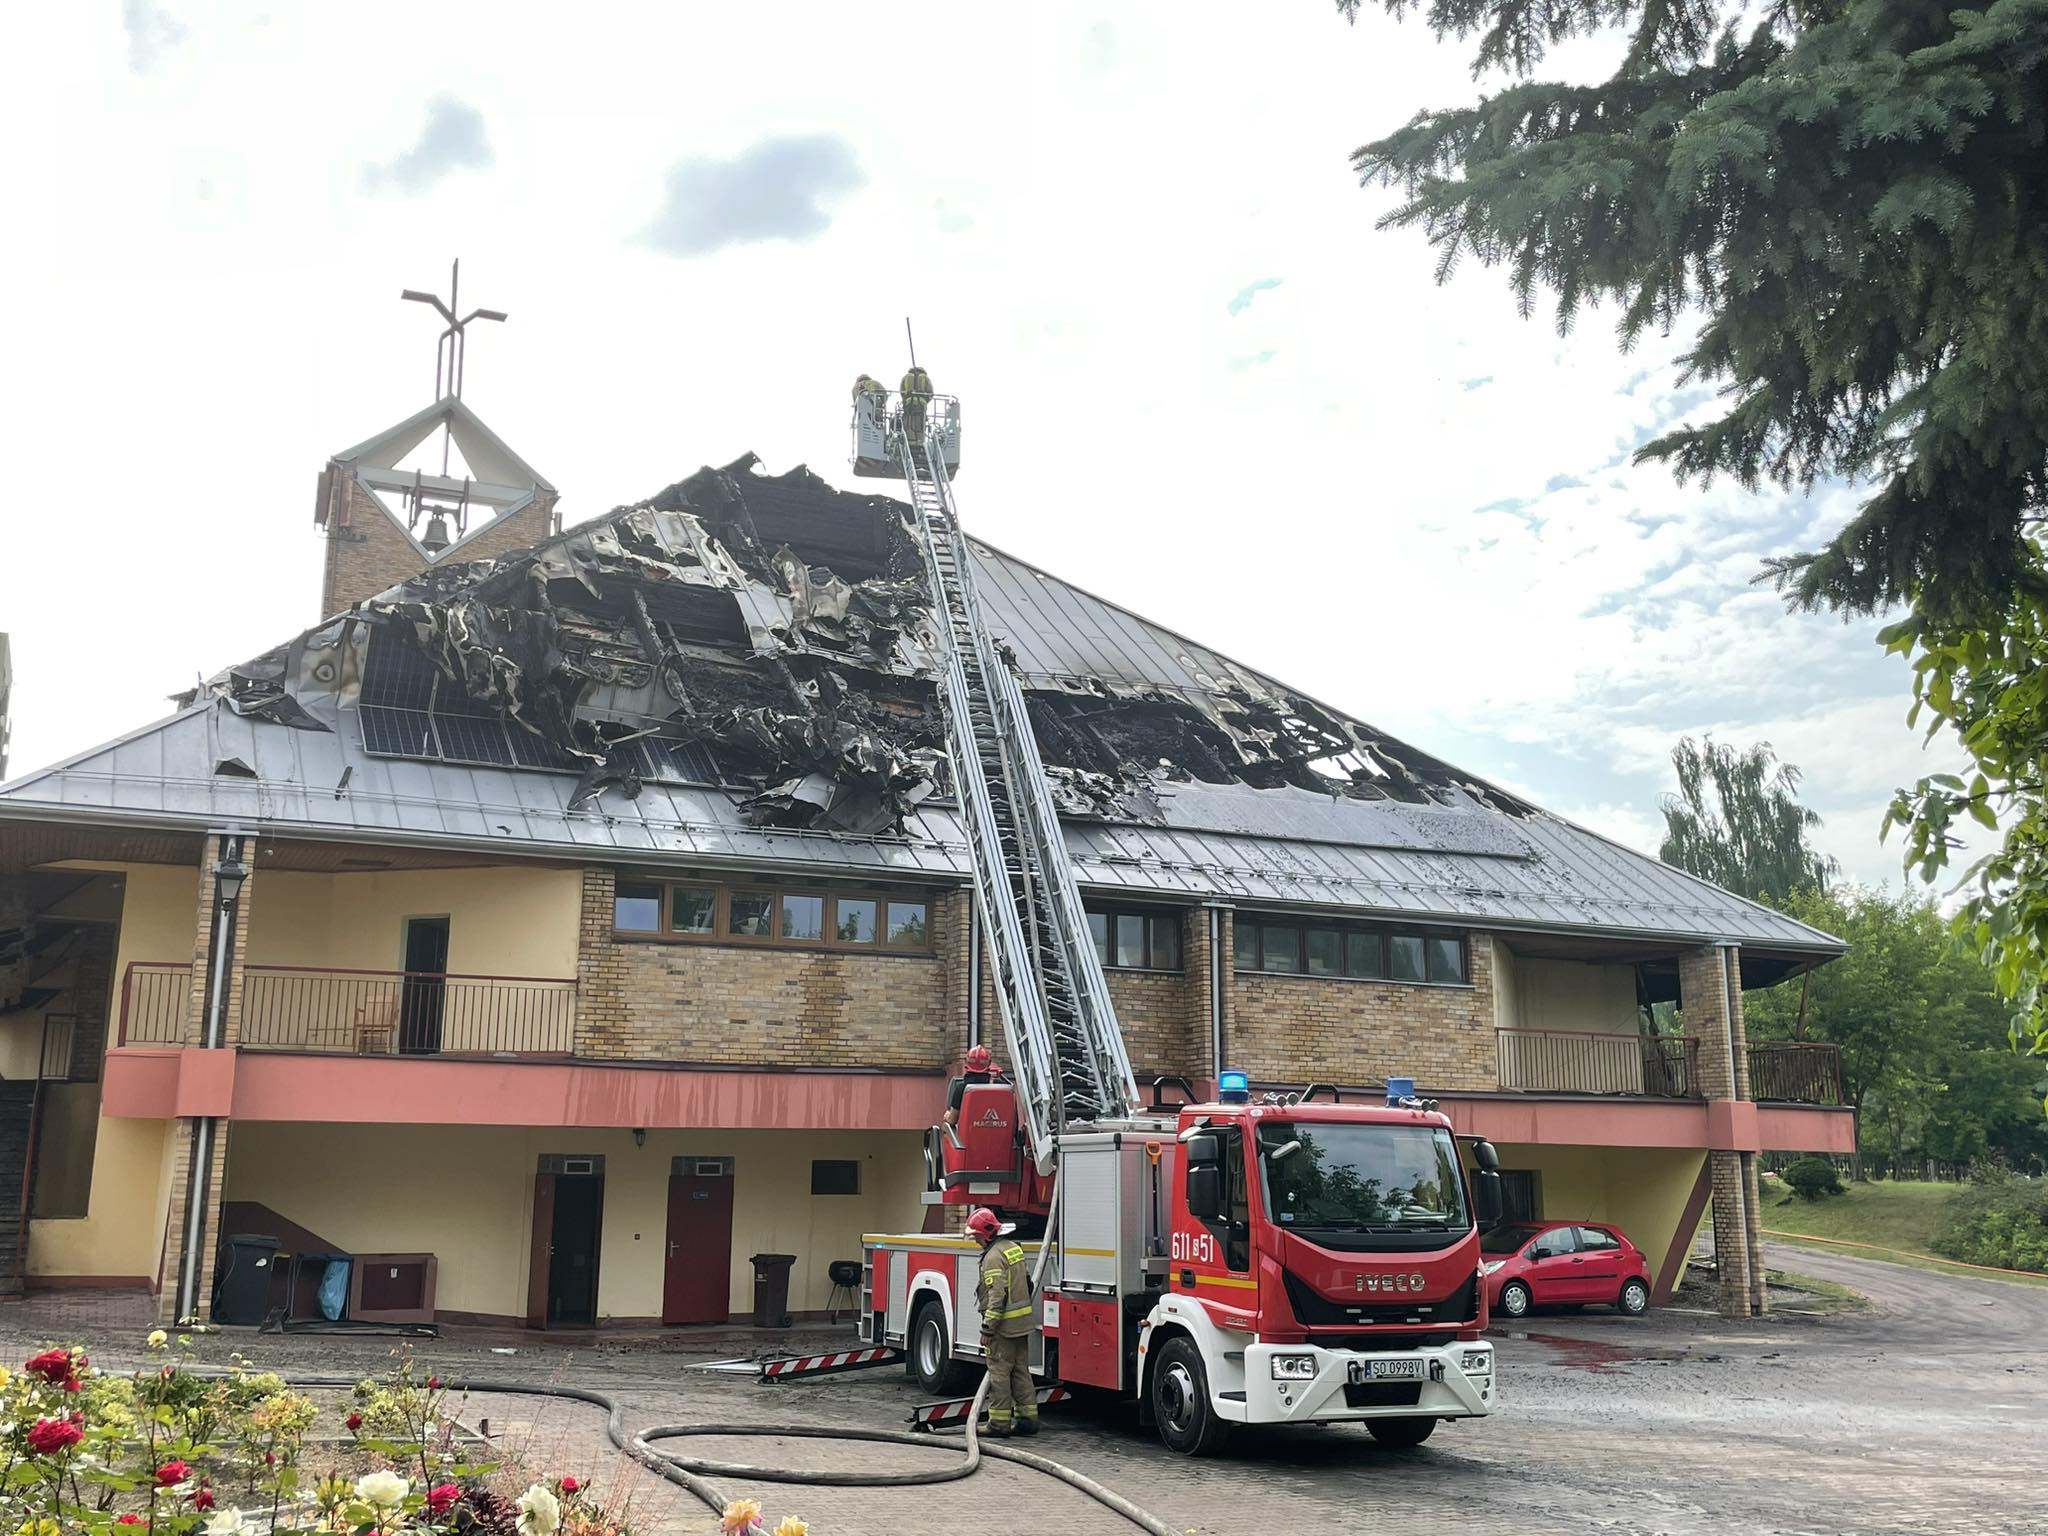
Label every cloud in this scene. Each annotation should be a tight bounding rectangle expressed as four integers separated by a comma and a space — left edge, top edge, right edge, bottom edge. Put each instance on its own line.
360, 96, 494, 196
640, 134, 865, 258
122, 0, 186, 74
1227, 277, 1282, 316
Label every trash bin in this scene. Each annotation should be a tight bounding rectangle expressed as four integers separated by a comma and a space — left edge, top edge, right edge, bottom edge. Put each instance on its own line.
213, 1234, 280, 1325
749, 1252, 797, 1328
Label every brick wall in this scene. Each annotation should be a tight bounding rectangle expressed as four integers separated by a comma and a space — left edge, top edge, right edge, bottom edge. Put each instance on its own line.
1226, 934, 1498, 1091
574, 870, 963, 1070
319, 469, 559, 618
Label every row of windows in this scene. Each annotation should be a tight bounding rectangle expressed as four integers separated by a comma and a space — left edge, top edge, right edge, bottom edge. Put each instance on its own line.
1233, 920, 1468, 985
1086, 906, 1184, 972
614, 880, 931, 952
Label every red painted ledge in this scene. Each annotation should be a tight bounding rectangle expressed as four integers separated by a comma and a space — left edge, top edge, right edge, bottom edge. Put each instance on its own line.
103, 1047, 946, 1131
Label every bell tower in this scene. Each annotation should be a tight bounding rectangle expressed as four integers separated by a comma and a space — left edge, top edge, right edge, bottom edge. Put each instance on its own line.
314, 261, 558, 617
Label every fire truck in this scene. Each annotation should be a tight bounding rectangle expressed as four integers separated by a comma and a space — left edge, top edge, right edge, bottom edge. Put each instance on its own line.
848, 382, 1506, 1454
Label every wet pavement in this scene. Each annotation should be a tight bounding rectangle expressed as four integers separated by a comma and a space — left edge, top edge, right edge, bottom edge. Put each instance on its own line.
5, 1245, 2044, 1536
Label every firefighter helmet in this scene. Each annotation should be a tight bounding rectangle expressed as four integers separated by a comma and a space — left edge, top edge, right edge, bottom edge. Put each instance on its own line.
966, 1207, 1002, 1243
965, 1044, 994, 1073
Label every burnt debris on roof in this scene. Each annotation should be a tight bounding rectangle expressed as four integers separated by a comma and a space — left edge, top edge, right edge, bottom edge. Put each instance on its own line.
191, 456, 1531, 838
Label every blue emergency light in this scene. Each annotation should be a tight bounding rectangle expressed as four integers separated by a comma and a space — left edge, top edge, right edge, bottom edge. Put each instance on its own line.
1218, 1070, 1250, 1104
1385, 1076, 1417, 1105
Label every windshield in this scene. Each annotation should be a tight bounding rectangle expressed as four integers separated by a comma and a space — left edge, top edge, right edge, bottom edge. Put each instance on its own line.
1482, 1224, 1543, 1255
1257, 1122, 1470, 1234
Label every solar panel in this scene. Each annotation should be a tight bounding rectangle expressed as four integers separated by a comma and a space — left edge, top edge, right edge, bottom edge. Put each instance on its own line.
508, 725, 578, 770
635, 736, 721, 784
432, 713, 515, 766
360, 632, 440, 709
359, 706, 436, 757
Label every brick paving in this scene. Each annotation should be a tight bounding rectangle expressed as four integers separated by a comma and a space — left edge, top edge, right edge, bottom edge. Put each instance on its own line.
7, 1246, 2045, 1536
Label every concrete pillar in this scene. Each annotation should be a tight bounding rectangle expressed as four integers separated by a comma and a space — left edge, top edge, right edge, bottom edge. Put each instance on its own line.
1680, 942, 1766, 1318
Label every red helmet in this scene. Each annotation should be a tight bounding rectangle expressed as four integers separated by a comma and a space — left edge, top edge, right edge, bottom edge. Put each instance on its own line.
966, 1207, 1002, 1243
965, 1044, 994, 1073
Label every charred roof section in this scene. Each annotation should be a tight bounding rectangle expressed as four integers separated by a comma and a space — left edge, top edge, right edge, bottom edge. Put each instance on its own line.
193, 456, 1532, 840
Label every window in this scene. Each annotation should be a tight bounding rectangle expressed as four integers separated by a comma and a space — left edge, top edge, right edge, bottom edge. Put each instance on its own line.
1305, 928, 1342, 976
1426, 935, 1466, 984
811, 1159, 861, 1195
1233, 916, 1471, 986
781, 893, 824, 942
1531, 1226, 1578, 1258
887, 901, 928, 946
1388, 934, 1425, 982
1499, 1169, 1541, 1223
729, 891, 774, 939
1084, 905, 1185, 971
1576, 1226, 1619, 1251
836, 898, 877, 943
1259, 925, 1301, 972
610, 877, 935, 952
614, 881, 662, 933
670, 885, 716, 934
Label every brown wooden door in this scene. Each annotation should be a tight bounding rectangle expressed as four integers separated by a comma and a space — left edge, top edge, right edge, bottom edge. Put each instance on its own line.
526, 1172, 555, 1329
662, 1166, 735, 1325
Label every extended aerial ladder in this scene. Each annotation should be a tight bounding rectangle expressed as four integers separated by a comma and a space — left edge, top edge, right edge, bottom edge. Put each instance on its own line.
887, 402, 1140, 1166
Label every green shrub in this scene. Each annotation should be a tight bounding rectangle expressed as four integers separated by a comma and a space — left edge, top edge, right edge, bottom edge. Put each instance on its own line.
1932, 1175, 2048, 1273
1782, 1156, 1846, 1201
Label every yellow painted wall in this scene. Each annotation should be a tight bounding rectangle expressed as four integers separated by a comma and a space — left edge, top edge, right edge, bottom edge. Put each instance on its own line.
1493, 950, 1637, 1033
110, 865, 202, 980
244, 868, 580, 977
29, 1114, 176, 1281
223, 1124, 926, 1321
1493, 1142, 1706, 1292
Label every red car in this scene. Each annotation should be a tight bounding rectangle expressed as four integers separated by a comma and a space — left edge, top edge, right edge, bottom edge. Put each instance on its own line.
1481, 1221, 1652, 1319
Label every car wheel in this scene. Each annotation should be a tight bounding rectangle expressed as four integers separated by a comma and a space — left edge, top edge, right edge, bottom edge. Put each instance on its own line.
908, 1297, 977, 1396
1498, 1281, 1531, 1319
1618, 1277, 1650, 1316
1367, 1416, 1437, 1449
1150, 1337, 1232, 1456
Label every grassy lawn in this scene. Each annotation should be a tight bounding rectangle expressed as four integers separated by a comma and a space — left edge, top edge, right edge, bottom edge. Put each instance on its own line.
1758, 1177, 2048, 1288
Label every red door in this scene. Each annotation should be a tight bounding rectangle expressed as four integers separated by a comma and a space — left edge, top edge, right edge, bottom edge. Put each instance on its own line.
662, 1165, 735, 1325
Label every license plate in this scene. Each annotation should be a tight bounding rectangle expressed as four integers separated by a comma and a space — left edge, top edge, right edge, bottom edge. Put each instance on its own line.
1350, 1358, 1426, 1383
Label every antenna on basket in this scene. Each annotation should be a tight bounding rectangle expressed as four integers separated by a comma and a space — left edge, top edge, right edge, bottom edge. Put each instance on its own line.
905, 317, 918, 370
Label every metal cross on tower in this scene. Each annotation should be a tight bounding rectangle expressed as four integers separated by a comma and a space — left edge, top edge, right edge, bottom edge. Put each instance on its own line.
401, 258, 507, 402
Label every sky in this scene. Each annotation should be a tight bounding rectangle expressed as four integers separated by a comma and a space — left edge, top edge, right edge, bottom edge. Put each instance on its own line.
0, 1, 1973, 894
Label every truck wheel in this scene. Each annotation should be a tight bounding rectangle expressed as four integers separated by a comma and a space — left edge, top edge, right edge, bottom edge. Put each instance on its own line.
1150, 1337, 1231, 1456
1367, 1416, 1437, 1449
1498, 1281, 1531, 1319
908, 1297, 977, 1397
1617, 1277, 1650, 1315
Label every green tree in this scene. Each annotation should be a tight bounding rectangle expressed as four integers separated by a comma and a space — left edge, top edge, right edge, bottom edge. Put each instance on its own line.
1332, 0, 2048, 1054
1658, 737, 1838, 903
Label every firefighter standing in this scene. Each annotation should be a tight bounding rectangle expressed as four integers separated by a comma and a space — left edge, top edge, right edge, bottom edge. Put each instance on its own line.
852, 373, 888, 426
967, 1206, 1037, 1436
900, 363, 934, 446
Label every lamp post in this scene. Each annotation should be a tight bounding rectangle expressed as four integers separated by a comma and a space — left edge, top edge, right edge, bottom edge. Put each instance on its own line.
177, 835, 248, 1323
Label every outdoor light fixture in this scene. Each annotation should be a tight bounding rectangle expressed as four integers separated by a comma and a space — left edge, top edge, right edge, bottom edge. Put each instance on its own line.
214, 854, 250, 906
632, 1128, 647, 1148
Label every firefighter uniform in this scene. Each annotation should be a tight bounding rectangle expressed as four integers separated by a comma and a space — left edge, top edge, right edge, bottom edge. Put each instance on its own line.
852, 373, 888, 416
900, 365, 934, 445
976, 1237, 1036, 1433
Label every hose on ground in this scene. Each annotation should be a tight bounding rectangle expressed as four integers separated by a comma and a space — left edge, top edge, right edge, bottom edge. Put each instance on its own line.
220, 1359, 1175, 1536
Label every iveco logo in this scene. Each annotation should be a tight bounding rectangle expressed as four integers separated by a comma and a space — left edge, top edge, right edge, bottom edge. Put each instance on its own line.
1354, 1272, 1427, 1293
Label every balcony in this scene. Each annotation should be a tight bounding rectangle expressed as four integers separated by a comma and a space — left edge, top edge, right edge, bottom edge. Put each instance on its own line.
1747, 1041, 1844, 1106
119, 962, 577, 1057
1496, 1028, 1702, 1099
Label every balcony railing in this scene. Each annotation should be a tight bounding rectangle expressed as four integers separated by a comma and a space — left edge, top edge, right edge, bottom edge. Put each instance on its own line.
1747, 1041, 1844, 1106
118, 961, 577, 1057
119, 962, 192, 1045
1497, 1028, 1702, 1099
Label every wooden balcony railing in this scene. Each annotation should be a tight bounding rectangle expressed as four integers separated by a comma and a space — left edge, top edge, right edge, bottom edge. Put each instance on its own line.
118, 961, 577, 1057
1747, 1041, 1845, 1105
1496, 1028, 1702, 1099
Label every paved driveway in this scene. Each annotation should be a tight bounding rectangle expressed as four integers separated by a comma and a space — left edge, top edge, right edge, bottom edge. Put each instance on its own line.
4, 1250, 2043, 1536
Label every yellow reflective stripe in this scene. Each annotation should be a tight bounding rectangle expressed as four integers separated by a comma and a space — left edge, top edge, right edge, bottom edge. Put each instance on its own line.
996, 1303, 1033, 1319
1063, 1246, 1115, 1258
1184, 1273, 1258, 1291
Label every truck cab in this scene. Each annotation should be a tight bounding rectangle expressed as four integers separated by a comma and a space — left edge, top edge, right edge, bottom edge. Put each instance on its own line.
1146, 1097, 1500, 1451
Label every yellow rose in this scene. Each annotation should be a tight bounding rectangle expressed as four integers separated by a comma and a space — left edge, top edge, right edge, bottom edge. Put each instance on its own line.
774, 1519, 810, 1536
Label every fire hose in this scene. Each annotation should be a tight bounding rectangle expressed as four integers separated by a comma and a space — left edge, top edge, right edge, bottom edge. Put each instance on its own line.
225, 1184, 1178, 1534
